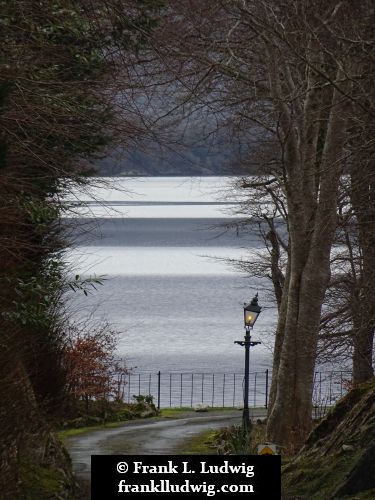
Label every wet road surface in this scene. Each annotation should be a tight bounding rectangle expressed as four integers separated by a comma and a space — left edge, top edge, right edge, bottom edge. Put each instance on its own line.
66, 410, 244, 480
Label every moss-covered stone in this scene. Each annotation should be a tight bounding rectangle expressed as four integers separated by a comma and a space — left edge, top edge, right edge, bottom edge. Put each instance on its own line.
17, 429, 77, 499
19, 462, 68, 500
283, 378, 375, 499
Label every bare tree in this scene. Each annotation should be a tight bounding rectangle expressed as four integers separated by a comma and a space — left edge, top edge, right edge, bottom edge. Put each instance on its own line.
122, 0, 374, 450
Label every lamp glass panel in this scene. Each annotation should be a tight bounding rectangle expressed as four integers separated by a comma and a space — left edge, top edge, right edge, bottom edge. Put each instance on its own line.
245, 310, 259, 326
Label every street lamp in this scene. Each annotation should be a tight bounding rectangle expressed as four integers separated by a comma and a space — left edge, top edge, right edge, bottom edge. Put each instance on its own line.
244, 294, 262, 328
235, 293, 262, 433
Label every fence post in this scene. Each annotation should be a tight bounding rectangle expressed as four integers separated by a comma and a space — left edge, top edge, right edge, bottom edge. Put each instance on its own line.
191, 374, 194, 407
157, 371, 161, 410
340, 371, 343, 397
212, 374, 215, 407
169, 373, 172, 407
329, 373, 332, 405
180, 373, 183, 407
222, 373, 226, 407
265, 369, 269, 409
319, 372, 323, 405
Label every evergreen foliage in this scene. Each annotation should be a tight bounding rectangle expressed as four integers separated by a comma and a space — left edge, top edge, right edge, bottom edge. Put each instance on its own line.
0, 1, 161, 496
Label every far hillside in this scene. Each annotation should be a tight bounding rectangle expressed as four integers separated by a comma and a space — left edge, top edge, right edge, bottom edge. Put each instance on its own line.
94, 145, 254, 177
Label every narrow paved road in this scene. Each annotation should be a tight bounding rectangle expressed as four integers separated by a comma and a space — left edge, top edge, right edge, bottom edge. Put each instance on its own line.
66, 410, 247, 481
66, 407, 267, 487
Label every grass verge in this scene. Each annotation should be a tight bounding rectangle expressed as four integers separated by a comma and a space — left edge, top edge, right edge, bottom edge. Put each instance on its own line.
178, 429, 218, 455
57, 421, 129, 442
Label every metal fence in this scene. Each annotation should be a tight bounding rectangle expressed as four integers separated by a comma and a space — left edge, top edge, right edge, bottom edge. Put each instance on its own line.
126, 370, 352, 411
312, 370, 352, 418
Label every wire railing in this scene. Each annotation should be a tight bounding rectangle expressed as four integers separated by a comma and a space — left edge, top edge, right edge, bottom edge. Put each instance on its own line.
125, 370, 352, 412
312, 370, 352, 418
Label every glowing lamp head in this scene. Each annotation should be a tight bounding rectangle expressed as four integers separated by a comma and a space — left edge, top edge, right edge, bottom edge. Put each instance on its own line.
244, 293, 262, 328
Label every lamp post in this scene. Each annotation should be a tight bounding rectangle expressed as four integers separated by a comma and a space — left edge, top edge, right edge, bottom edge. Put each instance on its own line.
235, 293, 262, 433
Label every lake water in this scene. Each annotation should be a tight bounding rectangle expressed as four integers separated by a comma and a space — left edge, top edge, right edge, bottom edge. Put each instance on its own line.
64, 177, 276, 374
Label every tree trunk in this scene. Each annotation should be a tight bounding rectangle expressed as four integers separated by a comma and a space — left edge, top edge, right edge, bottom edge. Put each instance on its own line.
268, 259, 290, 411
267, 68, 350, 450
350, 159, 375, 383
0, 329, 74, 497
352, 324, 374, 383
